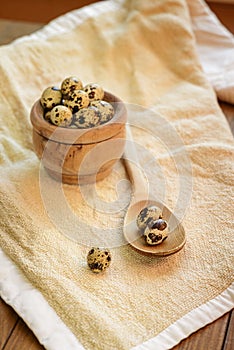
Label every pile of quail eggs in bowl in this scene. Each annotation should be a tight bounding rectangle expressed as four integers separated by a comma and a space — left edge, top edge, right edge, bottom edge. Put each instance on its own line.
40, 76, 115, 128
30, 76, 127, 185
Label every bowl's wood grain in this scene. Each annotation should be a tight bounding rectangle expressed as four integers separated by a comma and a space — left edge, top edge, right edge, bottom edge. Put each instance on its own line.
30, 91, 127, 185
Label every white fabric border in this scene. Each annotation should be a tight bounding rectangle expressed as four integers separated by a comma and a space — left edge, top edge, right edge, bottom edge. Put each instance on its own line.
1, 0, 234, 349
188, 0, 234, 104
0, 248, 85, 350
132, 283, 234, 350
0, 246, 233, 350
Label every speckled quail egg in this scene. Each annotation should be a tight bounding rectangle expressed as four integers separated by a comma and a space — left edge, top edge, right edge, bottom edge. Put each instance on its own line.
83, 83, 104, 101
90, 100, 114, 124
50, 105, 73, 127
87, 247, 111, 273
40, 86, 62, 110
44, 110, 52, 122
61, 76, 83, 96
72, 106, 101, 128
64, 89, 89, 113
136, 205, 162, 232
144, 219, 169, 245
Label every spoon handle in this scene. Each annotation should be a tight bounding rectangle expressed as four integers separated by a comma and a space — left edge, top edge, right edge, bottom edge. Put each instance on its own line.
123, 124, 149, 200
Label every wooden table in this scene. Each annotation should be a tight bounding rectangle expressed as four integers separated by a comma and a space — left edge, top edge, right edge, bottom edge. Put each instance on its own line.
0, 2, 234, 349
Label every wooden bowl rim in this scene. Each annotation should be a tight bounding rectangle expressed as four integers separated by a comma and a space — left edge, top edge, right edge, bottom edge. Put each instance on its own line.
30, 91, 127, 145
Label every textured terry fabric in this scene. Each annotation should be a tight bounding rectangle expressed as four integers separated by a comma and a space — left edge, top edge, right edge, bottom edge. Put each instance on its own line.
0, 0, 233, 349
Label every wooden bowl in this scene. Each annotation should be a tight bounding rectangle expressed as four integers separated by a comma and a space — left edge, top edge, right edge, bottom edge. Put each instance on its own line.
30, 91, 127, 185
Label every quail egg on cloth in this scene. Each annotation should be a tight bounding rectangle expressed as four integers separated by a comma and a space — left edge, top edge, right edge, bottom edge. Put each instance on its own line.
87, 247, 111, 273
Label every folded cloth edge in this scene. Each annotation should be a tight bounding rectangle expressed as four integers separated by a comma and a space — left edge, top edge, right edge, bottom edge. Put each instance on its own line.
0, 0, 233, 349
0, 247, 233, 350
188, 0, 234, 104
132, 283, 234, 350
0, 248, 84, 350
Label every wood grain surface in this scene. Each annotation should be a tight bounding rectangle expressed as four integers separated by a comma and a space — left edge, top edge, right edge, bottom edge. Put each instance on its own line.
30, 93, 127, 185
0, 1, 233, 350
0, 0, 102, 23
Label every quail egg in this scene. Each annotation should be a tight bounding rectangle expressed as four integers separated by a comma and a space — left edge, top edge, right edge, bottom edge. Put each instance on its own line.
136, 205, 162, 231
87, 247, 111, 273
144, 219, 169, 245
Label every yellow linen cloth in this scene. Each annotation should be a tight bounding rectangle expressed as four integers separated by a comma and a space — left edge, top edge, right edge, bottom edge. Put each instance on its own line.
0, 0, 233, 349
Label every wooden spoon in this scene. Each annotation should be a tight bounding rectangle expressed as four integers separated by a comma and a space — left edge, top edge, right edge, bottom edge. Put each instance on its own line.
123, 125, 186, 256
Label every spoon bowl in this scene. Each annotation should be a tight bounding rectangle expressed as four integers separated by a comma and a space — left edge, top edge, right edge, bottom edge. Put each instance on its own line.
123, 125, 186, 256
123, 198, 186, 256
